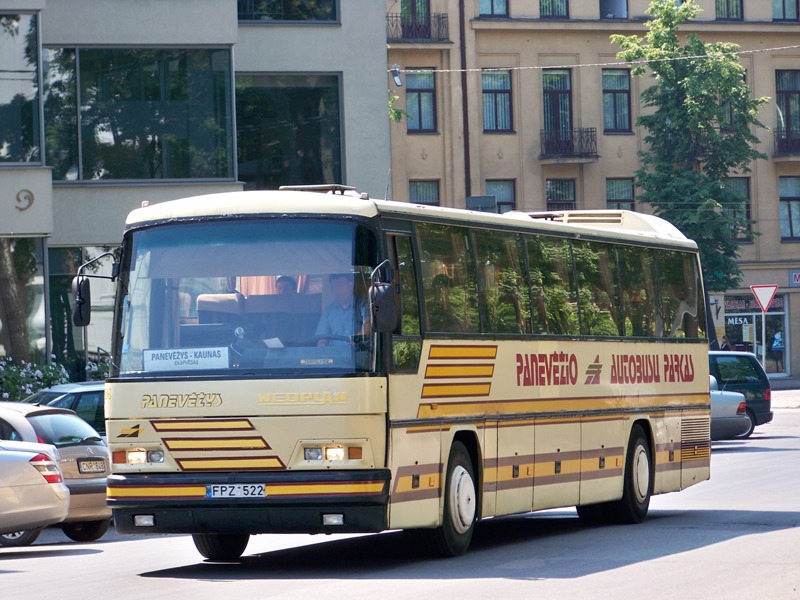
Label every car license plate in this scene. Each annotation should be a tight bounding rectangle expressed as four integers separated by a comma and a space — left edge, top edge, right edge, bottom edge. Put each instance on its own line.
78, 459, 106, 474
206, 484, 266, 498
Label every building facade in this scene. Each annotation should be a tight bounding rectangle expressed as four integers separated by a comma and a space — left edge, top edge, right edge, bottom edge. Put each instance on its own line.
0, 0, 390, 379
386, 0, 800, 379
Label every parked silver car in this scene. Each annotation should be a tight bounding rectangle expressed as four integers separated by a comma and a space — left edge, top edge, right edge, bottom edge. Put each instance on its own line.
710, 376, 750, 441
0, 403, 111, 544
0, 440, 70, 546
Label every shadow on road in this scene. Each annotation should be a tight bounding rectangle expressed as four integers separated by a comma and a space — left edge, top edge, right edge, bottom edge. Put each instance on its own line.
139, 508, 800, 581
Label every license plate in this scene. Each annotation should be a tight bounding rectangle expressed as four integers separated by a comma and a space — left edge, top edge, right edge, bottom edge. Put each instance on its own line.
206, 484, 266, 498
78, 459, 106, 474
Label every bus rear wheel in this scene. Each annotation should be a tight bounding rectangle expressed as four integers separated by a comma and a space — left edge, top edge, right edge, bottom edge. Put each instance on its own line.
610, 424, 652, 524
192, 533, 250, 561
430, 441, 477, 557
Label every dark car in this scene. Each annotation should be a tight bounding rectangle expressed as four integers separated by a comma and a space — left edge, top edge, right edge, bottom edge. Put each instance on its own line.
708, 351, 773, 438
23, 381, 105, 437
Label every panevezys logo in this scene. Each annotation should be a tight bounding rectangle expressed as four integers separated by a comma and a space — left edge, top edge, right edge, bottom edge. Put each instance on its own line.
584, 355, 602, 385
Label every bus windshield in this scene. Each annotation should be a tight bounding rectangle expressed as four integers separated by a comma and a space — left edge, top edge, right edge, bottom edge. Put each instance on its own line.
116, 218, 379, 376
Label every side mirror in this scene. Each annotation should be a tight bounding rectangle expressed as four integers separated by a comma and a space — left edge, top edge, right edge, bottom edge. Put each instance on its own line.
370, 282, 398, 334
369, 260, 399, 334
72, 276, 92, 327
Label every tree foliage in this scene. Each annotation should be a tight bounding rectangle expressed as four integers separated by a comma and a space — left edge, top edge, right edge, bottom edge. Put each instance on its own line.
611, 0, 768, 291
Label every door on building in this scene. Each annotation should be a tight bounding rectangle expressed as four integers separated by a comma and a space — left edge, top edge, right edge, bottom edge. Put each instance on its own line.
542, 69, 573, 155
401, 0, 431, 39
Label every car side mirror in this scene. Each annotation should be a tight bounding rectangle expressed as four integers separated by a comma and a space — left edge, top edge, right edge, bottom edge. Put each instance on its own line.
72, 275, 92, 327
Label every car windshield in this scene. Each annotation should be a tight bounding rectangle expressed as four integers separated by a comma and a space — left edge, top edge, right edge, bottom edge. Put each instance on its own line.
27, 412, 104, 448
22, 391, 66, 405
116, 218, 379, 377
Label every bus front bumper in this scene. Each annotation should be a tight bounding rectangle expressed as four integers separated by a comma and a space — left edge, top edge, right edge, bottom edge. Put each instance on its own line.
108, 469, 390, 535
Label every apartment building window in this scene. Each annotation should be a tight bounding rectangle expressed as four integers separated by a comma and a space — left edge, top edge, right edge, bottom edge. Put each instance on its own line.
0, 13, 41, 164
602, 69, 631, 133
237, 0, 337, 22
774, 0, 799, 20
44, 48, 234, 181
606, 178, 635, 211
486, 180, 516, 213
409, 180, 440, 205
716, 0, 743, 19
543, 69, 572, 135
482, 70, 513, 132
776, 70, 800, 150
236, 74, 341, 190
406, 70, 437, 133
779, 177, 800, 240
540, 0, 568, 18
724, 177, 751, 241
546, 179, 576, 211
600, 0, 628, 19
480, 0, 508, 16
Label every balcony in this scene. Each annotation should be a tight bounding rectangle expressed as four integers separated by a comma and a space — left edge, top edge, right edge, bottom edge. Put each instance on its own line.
774, 128, 800, 156
540, 128, 599, 161
386, 13, 449, 42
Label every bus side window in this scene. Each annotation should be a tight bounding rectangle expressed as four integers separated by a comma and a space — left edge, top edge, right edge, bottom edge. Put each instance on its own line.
618, 246, 657, 337
391, 235, 422, 372
573, 240, 620, 337
526, 236, 579, 335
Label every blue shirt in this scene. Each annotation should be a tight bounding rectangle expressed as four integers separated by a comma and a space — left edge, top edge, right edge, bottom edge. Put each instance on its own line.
315, 299, 367, 345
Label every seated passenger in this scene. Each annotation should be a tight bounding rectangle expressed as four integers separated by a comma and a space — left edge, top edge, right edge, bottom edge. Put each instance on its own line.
275, 275, 297, 295
316, 273, 368, 346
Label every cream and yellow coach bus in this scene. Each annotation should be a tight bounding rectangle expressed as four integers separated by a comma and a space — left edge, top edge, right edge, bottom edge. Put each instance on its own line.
74, 185, 710, 560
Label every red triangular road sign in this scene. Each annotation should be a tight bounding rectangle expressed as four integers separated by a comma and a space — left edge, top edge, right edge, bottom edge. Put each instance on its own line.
750, 285, 778, 313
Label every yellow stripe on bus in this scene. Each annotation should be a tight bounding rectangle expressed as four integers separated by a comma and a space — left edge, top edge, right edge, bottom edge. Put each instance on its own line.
107, 485, 206, 498
424, 364, 495, 379
428, 345, 498, 360
421, 383, 492, 399
176, 457, 284, 470
417, 394, 709, 418
163, 437, 269, 450
265, 482, 385, 496
151, 419, 254, 432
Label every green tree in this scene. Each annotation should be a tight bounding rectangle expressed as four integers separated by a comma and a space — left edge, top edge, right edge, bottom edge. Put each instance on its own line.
611, 0, 768, 291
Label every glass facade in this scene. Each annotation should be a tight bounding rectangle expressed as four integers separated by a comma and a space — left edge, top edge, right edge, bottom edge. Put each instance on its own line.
0, 13, 40, 163
237, 0, 337, 21
236, 74, 341, 190
43, 47, 234, 181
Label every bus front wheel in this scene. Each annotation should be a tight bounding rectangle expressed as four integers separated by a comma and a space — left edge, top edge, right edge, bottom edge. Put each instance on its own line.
192, 533, 250, 561
430, 441, 477, 557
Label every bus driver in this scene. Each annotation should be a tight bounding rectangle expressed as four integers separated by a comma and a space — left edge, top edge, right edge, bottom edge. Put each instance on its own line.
316, 273, 369, 346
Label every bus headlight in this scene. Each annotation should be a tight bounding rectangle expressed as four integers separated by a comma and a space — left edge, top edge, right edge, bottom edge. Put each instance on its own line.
325, 446, 345, 461
304, 447, 323, 461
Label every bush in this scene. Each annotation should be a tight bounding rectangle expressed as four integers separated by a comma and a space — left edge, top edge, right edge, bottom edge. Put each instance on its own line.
0, 357, 70, 402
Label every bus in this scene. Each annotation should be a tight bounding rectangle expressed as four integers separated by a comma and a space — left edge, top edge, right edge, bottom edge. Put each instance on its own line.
74, 186, 710, 560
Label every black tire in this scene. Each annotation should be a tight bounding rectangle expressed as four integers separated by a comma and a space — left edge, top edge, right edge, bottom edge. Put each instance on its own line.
0, 529, 42, 547
430, 441, 477, 557
736, 409, 756, 439
61, 519, 110, 542
192, 533, 250, 561
609, 424, 652, 524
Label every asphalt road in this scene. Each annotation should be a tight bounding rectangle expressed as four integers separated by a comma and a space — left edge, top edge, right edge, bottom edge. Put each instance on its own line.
3, 405, 799, 600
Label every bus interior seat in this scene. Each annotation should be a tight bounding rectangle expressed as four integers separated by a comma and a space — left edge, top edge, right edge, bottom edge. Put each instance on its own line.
196, 292, 245, 324
245, 293, 322, 342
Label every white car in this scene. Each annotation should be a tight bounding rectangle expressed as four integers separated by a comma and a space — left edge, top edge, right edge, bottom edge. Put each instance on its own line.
710, 376, 750, 441
0, 403, 111, 544
0, 440, 70, 546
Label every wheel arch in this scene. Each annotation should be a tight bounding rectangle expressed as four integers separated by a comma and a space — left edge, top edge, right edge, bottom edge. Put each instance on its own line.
445, 428, 482, 520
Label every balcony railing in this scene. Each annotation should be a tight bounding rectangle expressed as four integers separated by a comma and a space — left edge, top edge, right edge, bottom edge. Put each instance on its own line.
386, 13, 449, 42
540, 128, 598, 159
774, 128, 800, 155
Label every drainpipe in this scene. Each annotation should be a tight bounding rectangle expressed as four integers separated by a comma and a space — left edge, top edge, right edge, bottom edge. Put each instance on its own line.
459, 0, 472, 198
